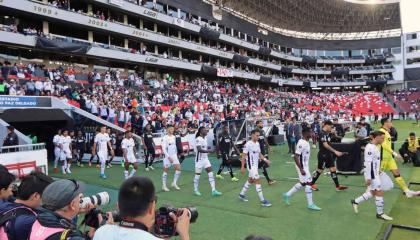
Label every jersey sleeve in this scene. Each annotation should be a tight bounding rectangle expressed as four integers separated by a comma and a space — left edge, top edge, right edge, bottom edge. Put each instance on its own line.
295, 140, 303, 155
121, 140, 127, 150
94, 134, 99, 144
243, 142, 250, 154
363, 145, 374, 180
319, 132, 328, 143
195, 137, 203, 148
161, 136, 169, 156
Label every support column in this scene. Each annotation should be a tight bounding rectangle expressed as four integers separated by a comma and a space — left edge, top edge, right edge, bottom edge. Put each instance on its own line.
139, 19, 143, 29
123, 15, 128, 25
42, 21, 49, 34
88, 31, 93, 42
154, 45, 158, 54
124, 39, 129, 49
154, 23, 157, 32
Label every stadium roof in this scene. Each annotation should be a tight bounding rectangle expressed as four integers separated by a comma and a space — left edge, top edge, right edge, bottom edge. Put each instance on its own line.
217, 0, 401, 40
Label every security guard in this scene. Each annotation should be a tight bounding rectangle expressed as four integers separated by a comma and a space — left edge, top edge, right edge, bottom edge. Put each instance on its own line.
399, 132, 420, 164
215, 125, 240, 182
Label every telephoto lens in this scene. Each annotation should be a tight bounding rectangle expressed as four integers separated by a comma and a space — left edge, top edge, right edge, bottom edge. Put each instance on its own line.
184, 207, 198, 223
80, 191, 110, 208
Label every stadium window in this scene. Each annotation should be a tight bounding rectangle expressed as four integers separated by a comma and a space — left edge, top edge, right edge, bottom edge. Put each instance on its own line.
407, 33, 417, 40
407, 57, 420, 65
407, 45, 420, 53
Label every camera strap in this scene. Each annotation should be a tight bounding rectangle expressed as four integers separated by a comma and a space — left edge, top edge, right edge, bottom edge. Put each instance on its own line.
119, 220, 148, 232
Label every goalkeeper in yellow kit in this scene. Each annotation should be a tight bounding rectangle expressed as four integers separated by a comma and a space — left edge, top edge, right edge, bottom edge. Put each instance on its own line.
379, 118, 419, 198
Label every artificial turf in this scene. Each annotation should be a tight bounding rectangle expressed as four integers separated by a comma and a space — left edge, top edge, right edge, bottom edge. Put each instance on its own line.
49, 120, 420, 240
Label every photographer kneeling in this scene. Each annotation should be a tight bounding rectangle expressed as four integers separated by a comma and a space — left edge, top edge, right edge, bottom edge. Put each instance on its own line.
29, 179, 96, 240
93, 176, 191, 240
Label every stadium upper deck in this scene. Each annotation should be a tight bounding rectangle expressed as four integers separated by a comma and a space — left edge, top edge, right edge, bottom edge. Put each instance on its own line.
0, 0, 403, 87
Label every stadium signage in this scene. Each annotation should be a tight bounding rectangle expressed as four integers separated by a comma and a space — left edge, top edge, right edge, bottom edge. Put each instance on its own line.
168, 39, 181, 45
132, 30, 148, 38
88, 19, 108, 28
0, 96, 37, 107
33, 6, 58, 16
143, 9, 157, 18
145, 57, 159, 63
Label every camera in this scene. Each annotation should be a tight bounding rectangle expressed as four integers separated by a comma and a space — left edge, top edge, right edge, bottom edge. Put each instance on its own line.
154, 205, 198, 238
83, 208, 121, 229
80, 191, 110, 209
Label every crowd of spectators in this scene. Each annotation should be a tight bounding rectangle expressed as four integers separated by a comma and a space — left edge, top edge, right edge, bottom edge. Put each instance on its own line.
27, 0, 394, 79
0, 60, 403, 138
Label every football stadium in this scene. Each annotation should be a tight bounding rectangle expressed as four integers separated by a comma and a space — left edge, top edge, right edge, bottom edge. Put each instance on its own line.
0, 0, 420, 239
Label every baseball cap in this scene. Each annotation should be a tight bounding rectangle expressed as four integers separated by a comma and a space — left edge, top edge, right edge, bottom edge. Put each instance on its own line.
42, 179, 85, 211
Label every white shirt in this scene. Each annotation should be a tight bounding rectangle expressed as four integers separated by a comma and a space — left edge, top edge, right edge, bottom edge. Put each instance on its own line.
364, 143, 381, 180
61, 136, 72, 154
162, 135, 177, 157
95, 133, 110, 153
53, 134, 61, 148
295, 139, 310, 169
243, 140, 260, 169
94, 224, 162, 240
195, 136, 208, 161
121, 138, 135, 156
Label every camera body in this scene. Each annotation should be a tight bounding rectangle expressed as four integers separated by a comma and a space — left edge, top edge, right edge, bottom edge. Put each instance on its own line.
154, 206, 198, 238
84, 208, 121, 229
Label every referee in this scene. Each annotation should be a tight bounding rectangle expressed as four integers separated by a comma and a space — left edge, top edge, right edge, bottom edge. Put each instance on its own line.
256, 120, 276, 185
310, 120, 348, 191
216, 125, 240, 182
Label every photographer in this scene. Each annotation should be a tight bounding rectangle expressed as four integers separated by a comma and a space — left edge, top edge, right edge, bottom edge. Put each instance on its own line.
0, 165, 15, 200
94, 176, 191, 240
0, 171, 53, 240
29, 179, 95, 240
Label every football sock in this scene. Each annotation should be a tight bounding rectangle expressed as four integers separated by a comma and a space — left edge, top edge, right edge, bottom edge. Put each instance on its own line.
287, 183, 303, 197
194, 174, 201, 192
331, 171, 340, 187
305, 185, 314, 206
124, 170, 129, 179
375, 196, 384, 215
173, 170, 181, 185
262, 166, 271, 182
129, 169, 136, 178
240, 181, 251, 196
162, 172, 168, 187
228, 165, 234, 178
217, 164, 224, 175
256, 184, 265, 201
100, 161, 105, 175
395, 176, 408, 192
355, 191, 373, 204
208, 172, 216, 191
312, 171, 321, 184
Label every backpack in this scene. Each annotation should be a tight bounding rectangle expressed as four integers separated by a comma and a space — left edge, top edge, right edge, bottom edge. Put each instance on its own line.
0, 205, 37, 240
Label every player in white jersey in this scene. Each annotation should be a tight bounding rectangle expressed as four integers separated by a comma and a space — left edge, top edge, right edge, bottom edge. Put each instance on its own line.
239, 130, 272, 207
283, 128, 321, 211
121, 130, 138, 179
193, 127, 222, 197
93, 126, 114, 179
161, 125, 182, 192
351, 131, 393, 221
60, 129, 73, 174
52, 129, 62, 173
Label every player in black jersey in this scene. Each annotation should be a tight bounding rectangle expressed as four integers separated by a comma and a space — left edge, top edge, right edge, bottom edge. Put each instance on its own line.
174, 127, 185, 163
311, 120, 348, 191
74, 130, 86, 167
216, 125, 240, 182
256, 121, 276, 185
143, 124, 156, 171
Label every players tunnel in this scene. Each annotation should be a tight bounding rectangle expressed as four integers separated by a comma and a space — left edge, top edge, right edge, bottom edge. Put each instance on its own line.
0, 108, 73, 160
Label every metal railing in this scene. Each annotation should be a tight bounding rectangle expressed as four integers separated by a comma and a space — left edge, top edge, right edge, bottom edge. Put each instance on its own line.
0, 143, 46, 154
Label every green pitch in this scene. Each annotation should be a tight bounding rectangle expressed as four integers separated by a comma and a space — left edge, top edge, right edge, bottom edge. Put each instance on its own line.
50, 120, 420, 240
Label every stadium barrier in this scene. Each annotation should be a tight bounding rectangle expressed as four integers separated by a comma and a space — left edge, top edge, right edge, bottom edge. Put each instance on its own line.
0, 143, 48, 175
